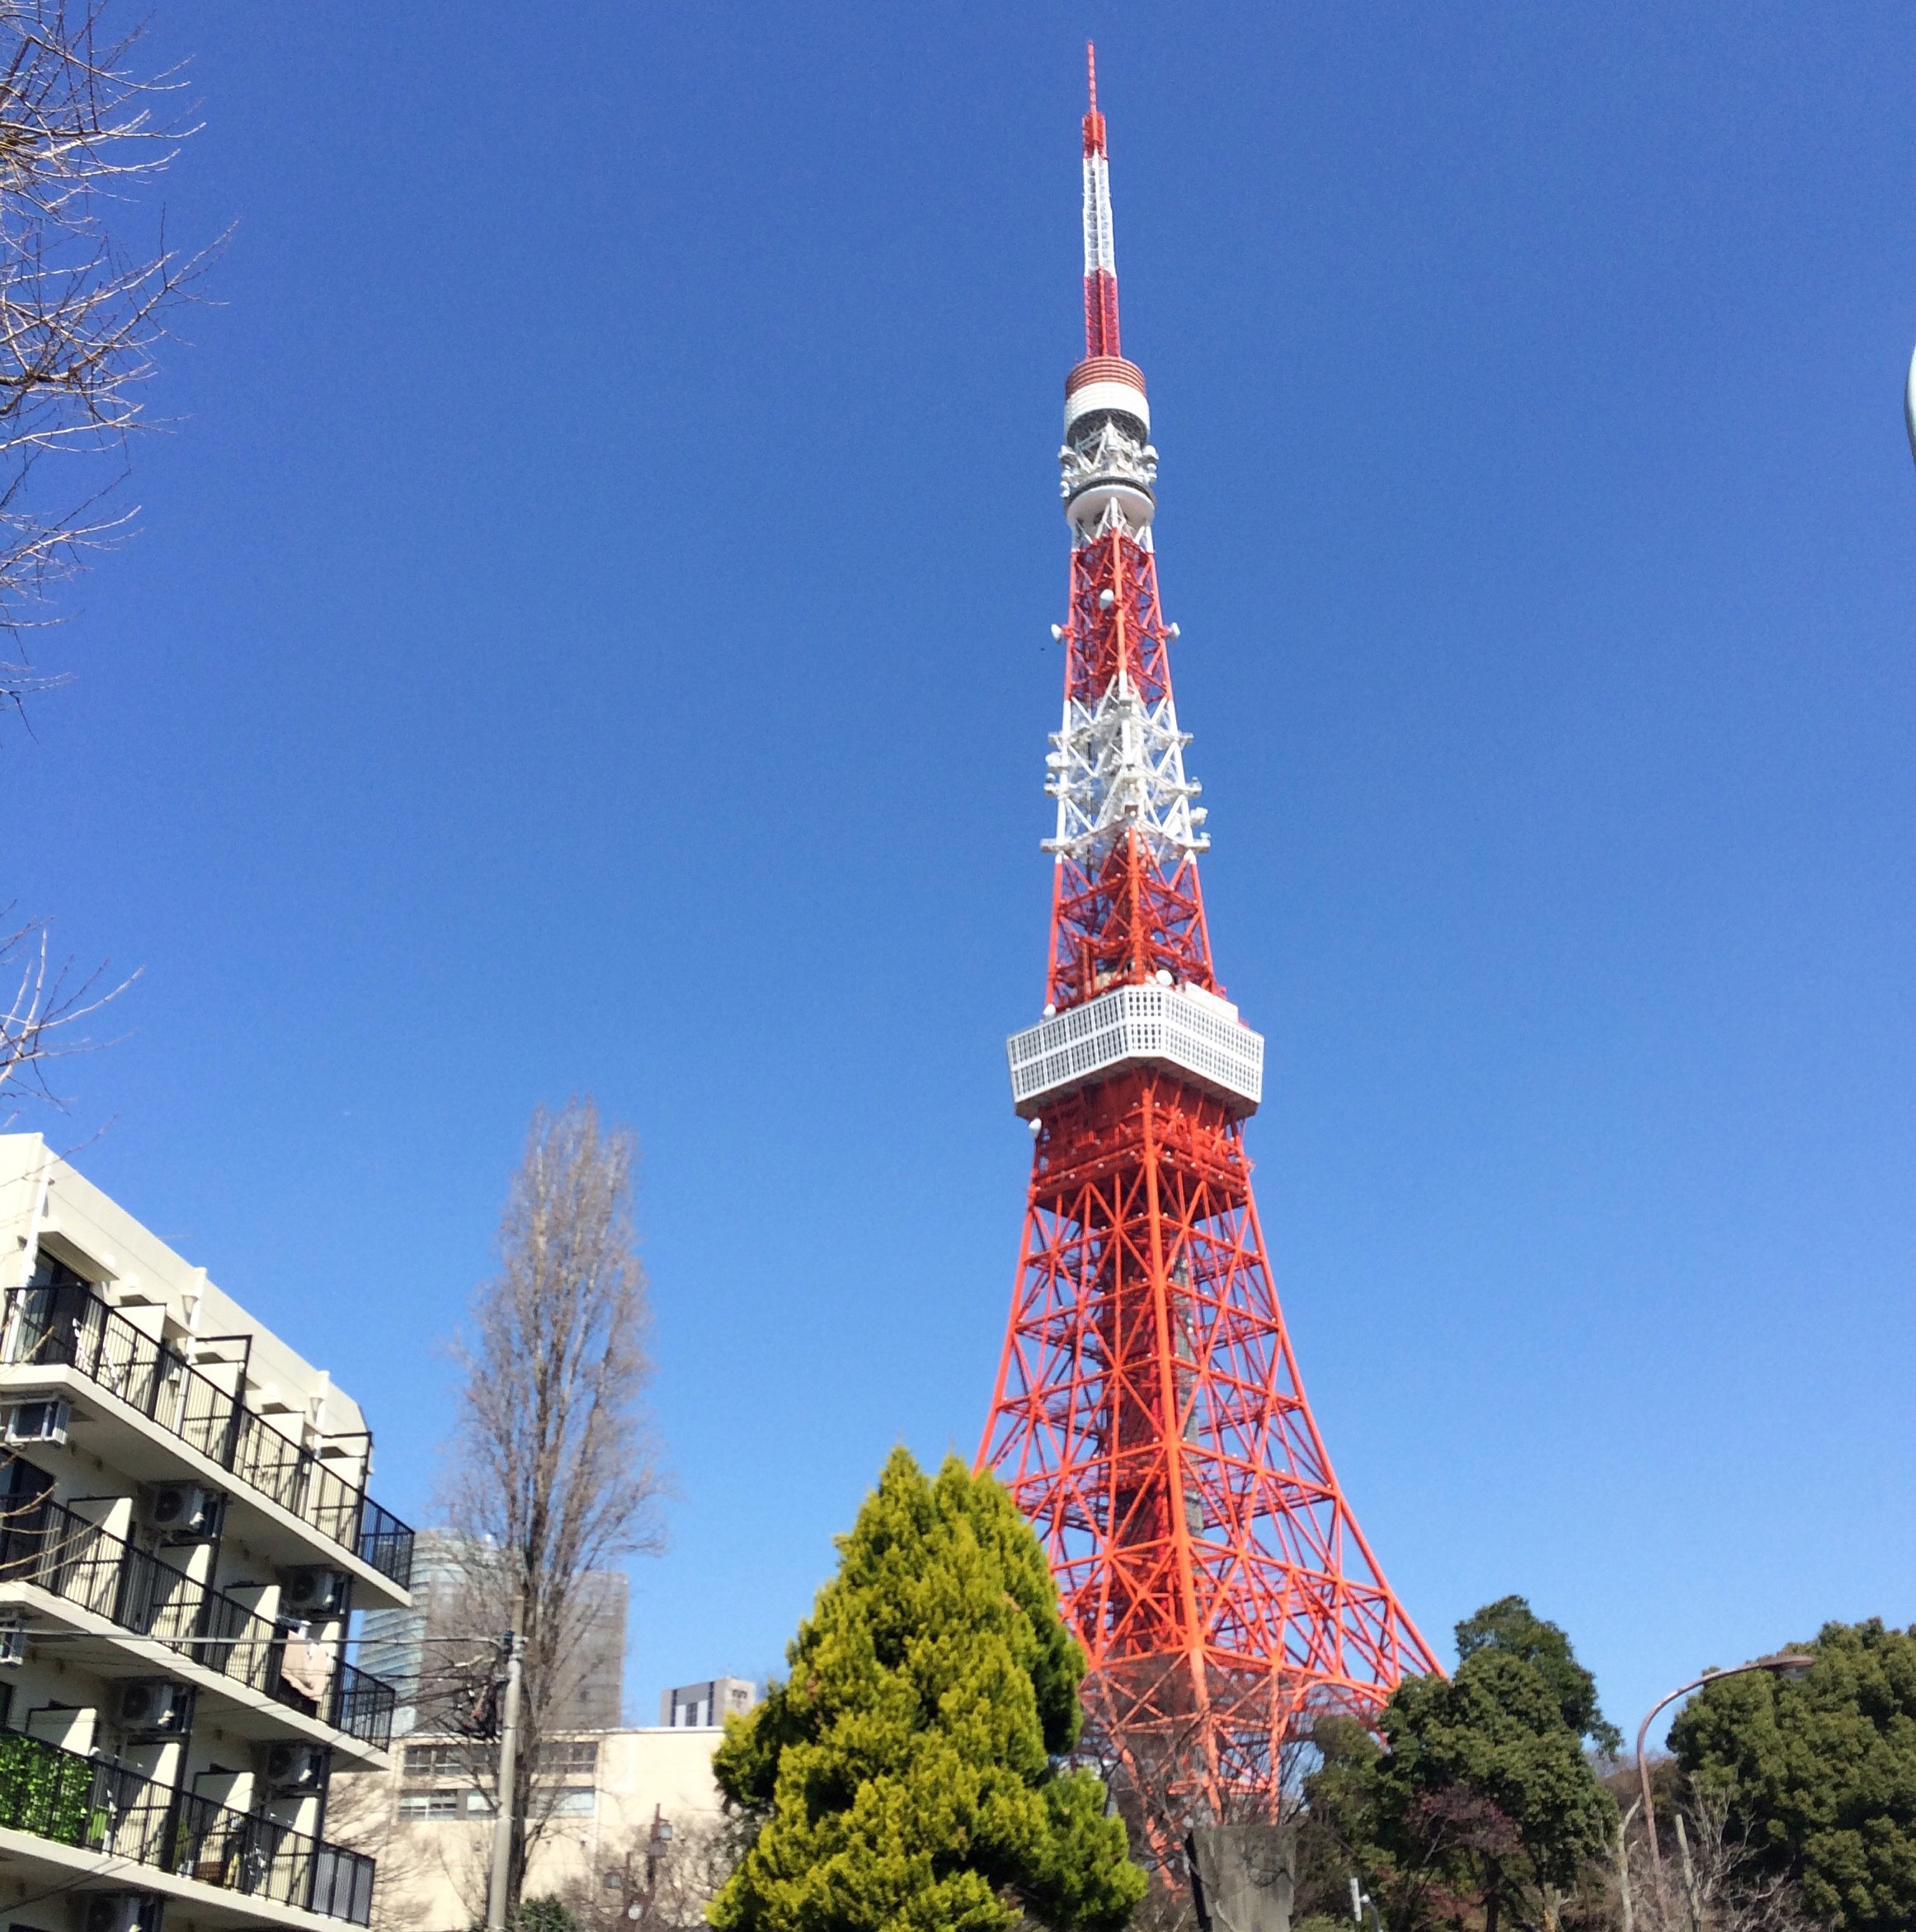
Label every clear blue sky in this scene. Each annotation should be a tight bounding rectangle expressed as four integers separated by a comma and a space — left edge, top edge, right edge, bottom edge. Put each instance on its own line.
8, 2, 1915, 1749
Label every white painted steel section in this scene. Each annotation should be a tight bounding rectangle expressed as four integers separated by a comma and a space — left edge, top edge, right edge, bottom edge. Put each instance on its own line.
1045, 669, 1207, 868
1006, 981, 1264, 1116
1060, 415, 1157, 536
1083, 153, 1116, 279
1064, 378, 1150, 438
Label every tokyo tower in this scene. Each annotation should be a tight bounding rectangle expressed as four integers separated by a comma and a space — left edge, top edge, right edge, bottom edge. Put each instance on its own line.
979, 49, 1438, 1836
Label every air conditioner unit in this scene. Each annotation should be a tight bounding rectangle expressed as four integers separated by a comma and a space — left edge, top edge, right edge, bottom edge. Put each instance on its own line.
259, 1739, 327, 1796
3, 1399, 71, 1446
140, 1484, 221, 1541
79, 1893, 164, 1932
280, 1567, 349, 1618
115, 1679, 192, 1737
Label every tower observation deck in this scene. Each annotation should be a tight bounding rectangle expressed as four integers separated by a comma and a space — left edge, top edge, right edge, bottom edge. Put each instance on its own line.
978, 46, 1438, 1850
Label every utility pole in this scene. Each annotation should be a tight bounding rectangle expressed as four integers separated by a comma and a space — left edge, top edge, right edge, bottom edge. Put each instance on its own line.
485, 1600, 525, 1932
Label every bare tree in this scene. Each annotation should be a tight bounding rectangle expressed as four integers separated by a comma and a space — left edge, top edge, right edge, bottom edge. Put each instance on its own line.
564, 1812, 750, 1932
1611, 1791, 1821, 1932
0, 0, 216, 701
439, 1097, 666, 1917
0, 909, 133, 1118
0, 2, 218, 1108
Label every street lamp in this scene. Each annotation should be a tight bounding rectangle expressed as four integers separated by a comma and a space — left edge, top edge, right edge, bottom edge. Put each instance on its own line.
1906, 344, 1916, 471
1634, 1654, 1815, 1895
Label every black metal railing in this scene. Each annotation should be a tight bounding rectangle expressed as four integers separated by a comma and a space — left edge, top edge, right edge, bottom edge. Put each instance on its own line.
0, 1497, 397, 1751
2, 1281, 415, 1591
328, 1660, 398, 1750
0, 1725, 374, 1922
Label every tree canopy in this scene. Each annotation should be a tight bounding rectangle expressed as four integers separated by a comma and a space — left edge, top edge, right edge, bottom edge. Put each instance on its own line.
1455, 1595, 1622, 1756
1300, 1597, 1616, 1931
1672, 1618, 1916, 1932
710, 1449, 1146, 1932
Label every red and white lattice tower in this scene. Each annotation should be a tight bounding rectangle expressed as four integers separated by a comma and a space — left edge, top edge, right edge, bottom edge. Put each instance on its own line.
979, 48, 1438, 1834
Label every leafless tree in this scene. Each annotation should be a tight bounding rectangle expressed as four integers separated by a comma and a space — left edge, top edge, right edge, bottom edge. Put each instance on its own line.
0, 2, 218, 1109
0, 0, 216, 703
0, 908, 134, 1118
565, 1812, 751, 1932
437, 1097, 666, 1917
1609, 1791, 1821, 1932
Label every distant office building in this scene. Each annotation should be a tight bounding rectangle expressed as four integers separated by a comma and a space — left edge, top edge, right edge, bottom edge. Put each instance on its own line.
360, 1530, 628, 1735
567, 1567, 630, 1728
661, 1677, 757, 1729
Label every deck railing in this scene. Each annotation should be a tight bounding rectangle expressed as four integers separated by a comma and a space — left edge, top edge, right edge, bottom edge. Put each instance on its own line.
2, 1281, 414, 1590
0, 1725, 374, 1922
0, 1497, 397, 1751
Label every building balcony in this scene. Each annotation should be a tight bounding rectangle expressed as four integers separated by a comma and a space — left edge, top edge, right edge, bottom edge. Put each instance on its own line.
0, 1281, 414, 1601
0, 1723, 374, 1925
0, 1497, 398, 1757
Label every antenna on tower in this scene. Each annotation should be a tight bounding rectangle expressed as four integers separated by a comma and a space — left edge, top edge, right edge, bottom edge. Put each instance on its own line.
1080, 40, 1119, 358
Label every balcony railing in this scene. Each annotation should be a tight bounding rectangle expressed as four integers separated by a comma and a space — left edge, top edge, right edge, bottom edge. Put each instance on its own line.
0, 1497, 398, 1751
0, 1724, 374, 1923
2, 1281, 414, 1591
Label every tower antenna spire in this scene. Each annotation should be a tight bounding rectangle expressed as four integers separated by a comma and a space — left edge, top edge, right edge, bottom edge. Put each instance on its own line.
1081, 40, 1119, 358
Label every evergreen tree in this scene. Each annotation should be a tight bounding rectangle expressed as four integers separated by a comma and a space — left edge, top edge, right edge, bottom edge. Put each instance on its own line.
1296, 1598, 1615, 1931
710, 1449, 1146, 1932
1672, 1618, 1916, 1932
1455, 1595, 1622, 1756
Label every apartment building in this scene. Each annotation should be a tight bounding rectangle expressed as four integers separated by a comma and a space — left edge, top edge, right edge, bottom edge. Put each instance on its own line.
0, 1134, 415, 1932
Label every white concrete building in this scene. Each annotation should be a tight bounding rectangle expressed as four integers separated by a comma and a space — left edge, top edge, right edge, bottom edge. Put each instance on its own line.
0, 1135, 416, 1932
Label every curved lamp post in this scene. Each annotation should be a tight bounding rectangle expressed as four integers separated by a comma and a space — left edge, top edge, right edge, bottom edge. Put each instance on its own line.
1635, 1655, 1815, 1894
1907, 345, 1916, 471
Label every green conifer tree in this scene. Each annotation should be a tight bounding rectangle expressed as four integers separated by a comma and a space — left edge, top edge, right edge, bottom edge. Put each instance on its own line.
1672, 1618, 1916, 1932
709, 1449, 1146, 1932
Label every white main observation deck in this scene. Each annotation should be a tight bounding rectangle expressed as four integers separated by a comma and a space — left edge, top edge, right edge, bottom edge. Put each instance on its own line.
1006, 979, 1264, 1120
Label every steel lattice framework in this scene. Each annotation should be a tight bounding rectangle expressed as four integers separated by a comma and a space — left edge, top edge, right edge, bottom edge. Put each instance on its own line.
979, 47, 1438, 1840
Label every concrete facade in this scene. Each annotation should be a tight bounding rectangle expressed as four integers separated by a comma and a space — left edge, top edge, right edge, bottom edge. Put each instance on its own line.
334, 1724, 737, 1931
0, 1134, 415, 1932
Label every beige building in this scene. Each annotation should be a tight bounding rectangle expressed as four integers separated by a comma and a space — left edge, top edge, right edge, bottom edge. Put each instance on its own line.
0, 1133, 415, 1932
338, 1719, 746, 1930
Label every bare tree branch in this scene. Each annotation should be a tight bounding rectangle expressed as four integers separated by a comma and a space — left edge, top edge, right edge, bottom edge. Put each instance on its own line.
0, 0, 224, 717
0, 905, 134, 1118
1615, 1789, 1822, 1932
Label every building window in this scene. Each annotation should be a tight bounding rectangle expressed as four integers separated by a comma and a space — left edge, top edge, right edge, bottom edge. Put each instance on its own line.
537, 1740, 598, 1777
404, 1742, 495, 1781
546, 1788, 595, 1818
398, 1791, 461, 1822
465, 1789, 495, 1817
